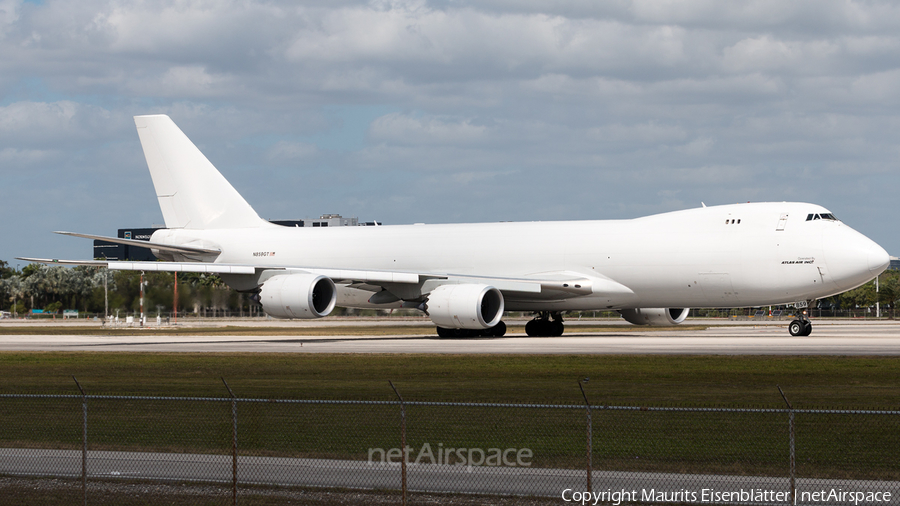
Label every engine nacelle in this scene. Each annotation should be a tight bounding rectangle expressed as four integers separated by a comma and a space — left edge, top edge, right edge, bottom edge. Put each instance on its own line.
259, 273, 337, 319
619, 308, 689, 326
425, 284, 504, 329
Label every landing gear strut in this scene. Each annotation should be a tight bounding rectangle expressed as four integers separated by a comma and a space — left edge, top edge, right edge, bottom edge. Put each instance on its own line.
788, 308, 813, 337
525, 312, 565, 337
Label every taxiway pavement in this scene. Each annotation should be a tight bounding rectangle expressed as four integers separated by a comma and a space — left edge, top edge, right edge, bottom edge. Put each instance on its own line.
2, 448, 897, 501
1, 320, 899, 354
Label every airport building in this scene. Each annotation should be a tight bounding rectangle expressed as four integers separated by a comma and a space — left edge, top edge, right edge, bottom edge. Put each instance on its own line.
93, 215, 378, 260
93, 227, 162, 261
891, 256, 900, 271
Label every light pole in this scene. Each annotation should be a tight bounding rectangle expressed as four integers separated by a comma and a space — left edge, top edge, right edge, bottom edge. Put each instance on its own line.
876, 275, 880, 318
104, 268, 108, 322
140, 271, 145, 327
14, 264, 19, 318
173, 272, 178, 325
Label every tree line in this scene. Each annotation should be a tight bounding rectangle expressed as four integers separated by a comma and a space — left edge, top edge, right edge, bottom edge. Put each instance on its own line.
1, 259, 897, 318
827, 268, 899, 318
0, 260, 255, 317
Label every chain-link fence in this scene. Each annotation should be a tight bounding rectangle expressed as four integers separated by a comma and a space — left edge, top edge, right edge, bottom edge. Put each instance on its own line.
1, 382, 898, 505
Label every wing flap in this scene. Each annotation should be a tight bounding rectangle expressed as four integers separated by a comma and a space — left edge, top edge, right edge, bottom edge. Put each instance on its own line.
109, 262, 256, 275
18, 257, 257, 275
17, 258, 424, 282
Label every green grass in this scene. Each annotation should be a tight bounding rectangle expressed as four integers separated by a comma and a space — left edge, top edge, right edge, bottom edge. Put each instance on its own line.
1, 353, 899, 480
1, 352, 897, 407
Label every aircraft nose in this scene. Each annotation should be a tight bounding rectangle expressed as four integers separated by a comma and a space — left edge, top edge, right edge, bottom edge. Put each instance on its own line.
867, 241, 890, 274
823, 227, 890, 291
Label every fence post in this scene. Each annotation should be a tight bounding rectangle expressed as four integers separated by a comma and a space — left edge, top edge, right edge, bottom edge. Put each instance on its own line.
778, 386, 795, 505
222, 378, 238, 506
578, 379, 592, 494
389, 381, 408, 506
72, 376, 87, 506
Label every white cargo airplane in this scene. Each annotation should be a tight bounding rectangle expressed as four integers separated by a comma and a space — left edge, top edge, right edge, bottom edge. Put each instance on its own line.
20, 115, 890, 337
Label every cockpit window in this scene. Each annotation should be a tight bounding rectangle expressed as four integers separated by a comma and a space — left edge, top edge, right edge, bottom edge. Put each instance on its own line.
806, 213, 838, 221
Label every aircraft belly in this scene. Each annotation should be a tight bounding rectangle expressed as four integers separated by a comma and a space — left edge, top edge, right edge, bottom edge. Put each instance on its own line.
335, 285, 402, 309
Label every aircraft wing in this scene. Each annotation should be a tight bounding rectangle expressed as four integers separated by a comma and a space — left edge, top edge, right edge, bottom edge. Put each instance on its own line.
16, 257, 629, 299
17, 258, 256, 274
16, 257, 426, 284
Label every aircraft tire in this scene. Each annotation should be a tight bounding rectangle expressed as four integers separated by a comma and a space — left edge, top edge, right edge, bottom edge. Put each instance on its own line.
526, 319, 561, 337
801, 321, 812, 336
789, 320, 805, 336
550, 320, 564, 337
439, 327, 499, 338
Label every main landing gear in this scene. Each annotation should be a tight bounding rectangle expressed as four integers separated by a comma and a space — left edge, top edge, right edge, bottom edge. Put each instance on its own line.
436, 321, 507, 338
525, 312, 565, 337
788, 310, 813, 337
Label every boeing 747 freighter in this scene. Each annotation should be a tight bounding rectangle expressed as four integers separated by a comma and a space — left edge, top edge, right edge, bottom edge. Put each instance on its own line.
20, 115, 890, 337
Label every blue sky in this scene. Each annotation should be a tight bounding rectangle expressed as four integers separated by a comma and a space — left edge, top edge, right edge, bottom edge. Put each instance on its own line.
1, 0, 899, 265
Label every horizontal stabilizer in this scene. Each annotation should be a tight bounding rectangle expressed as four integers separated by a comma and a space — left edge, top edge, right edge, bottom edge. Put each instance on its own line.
55, 231, 220, 256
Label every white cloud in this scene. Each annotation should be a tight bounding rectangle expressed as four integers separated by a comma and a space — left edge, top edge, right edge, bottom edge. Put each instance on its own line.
266, 140, 318, 162
0, 0, 19, 27
849, 68, 900, 104
0, 101, 117, 146
0, 146, 55, 164
1, 0, 900, 260
369, 113, 487, 145
127, 65, 234, 97
677, 136, 714, 156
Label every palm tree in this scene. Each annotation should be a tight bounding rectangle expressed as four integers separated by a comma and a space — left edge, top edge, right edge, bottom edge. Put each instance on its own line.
1, 276, 24, 316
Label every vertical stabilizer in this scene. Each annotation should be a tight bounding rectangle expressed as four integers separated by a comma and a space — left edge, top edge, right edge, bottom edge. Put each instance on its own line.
134, 115, 270, 230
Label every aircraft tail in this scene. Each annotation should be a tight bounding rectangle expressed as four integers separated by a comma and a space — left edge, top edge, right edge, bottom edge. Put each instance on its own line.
134, 114, 271, 230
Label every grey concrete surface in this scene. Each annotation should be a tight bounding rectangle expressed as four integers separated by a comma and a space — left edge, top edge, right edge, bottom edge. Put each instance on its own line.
1, 448, 896, 503
1, 320, 900, 354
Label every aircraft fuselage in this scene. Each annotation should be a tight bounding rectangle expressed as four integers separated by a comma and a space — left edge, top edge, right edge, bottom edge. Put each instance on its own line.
150, 201, 888, 312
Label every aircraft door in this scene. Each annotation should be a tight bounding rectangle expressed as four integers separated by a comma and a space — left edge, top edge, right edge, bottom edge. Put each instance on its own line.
776, 213, 789, 231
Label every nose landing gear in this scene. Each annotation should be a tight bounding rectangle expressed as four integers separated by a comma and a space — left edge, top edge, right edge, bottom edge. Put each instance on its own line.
788, 306, 813, 336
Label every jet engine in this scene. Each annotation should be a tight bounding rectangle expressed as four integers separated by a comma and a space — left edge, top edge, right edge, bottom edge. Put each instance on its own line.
258, 273, 337, 319
425, 284, 504, 329
619, 308, 689, 326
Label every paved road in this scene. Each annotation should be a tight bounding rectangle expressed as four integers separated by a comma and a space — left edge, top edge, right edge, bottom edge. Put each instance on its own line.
1, 448, 896, 503
1, 321, 899, 354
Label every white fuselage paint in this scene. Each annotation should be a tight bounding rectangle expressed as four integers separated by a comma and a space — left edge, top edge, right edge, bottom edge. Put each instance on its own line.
152, 201, 889, 311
